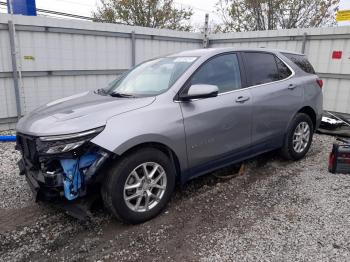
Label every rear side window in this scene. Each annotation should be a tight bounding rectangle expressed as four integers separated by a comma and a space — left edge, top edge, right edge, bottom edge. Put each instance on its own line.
190, 53, 242, 93
244, 52, 280, 86
282, 53, 315, 74
275, 57, 292, 79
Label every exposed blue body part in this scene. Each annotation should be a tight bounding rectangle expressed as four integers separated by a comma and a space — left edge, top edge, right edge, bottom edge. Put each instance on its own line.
0, 136, 16, 142
7, 0, 37, 16
60, 153, 98, 200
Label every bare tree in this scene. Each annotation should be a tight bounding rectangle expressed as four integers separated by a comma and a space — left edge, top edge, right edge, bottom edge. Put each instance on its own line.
215, 0, 339, 32
92, 0, 193, 31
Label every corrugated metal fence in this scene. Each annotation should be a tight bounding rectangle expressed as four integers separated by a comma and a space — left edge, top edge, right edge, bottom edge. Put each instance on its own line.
0, 14, 350, 130
0, 14, 203, 129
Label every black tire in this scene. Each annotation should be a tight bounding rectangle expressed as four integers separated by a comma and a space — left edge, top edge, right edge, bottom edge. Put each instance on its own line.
101, 148, 175, 224
281, 113, 314, 160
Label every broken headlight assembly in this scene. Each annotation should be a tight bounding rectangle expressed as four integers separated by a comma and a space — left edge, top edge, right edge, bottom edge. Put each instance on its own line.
36, 126, 105, 155
23, 126, 111, 202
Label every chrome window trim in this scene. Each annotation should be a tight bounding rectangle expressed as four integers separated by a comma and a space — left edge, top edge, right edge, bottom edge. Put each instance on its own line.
174, 54, 295, 103
240, 52, 295, 91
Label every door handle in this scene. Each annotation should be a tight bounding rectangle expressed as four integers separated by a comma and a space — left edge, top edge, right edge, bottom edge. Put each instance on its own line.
235, 96, 250, 103
288, 84, 297, 90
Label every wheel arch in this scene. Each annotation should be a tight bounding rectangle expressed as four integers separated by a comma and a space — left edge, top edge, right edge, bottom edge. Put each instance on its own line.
115, 141, 182, 184
297, 106, 317, 130
283, 105, 317, 141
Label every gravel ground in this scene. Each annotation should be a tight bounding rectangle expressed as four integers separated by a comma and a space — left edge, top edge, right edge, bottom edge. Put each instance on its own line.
1, 132, 350, 261
0, 130, 32, 209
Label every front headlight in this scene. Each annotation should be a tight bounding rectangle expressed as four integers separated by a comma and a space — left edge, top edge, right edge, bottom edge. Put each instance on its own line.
37, 126, 104, 154
44, 140, 86, 154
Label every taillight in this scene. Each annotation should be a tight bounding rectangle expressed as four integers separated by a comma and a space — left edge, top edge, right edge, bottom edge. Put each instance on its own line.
316, 79, 323, 89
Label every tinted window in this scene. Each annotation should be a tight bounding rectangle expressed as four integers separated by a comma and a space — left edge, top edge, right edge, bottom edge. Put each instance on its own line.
244, 52, 280, 86
275, 57, 292, 79
190, 54, 242, 93
282, 53, 315, 74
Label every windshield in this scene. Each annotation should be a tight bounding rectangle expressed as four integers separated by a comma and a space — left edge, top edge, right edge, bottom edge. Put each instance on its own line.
103, 56, 198, 97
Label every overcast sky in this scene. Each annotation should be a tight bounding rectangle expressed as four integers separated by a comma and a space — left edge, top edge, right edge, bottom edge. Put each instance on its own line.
37, 0, 219, 23
1, 0, 349, 26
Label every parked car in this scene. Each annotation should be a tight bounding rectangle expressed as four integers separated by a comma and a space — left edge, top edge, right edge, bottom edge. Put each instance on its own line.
16, 48, 323, 223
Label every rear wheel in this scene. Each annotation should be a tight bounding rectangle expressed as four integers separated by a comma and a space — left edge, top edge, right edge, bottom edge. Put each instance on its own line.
281, 113, 313, 160
101, 148, 175, 224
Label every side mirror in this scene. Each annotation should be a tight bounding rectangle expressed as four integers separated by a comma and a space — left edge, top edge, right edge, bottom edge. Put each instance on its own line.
179, 84, 219, 101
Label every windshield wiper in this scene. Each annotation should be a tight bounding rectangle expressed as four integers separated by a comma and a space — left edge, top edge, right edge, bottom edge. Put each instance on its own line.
110, 92, 136, 98
94, 88, 107, 95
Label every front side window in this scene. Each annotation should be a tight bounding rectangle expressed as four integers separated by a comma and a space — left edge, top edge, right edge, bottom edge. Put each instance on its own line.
103, 56, 197, 97
244, 52, 280, 86
190, 53, 242, 93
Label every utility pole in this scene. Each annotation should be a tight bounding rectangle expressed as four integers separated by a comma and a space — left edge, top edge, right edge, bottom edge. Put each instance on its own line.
203, 13, 209, 48
8, 0, 23, 119
268, 0, 273, 30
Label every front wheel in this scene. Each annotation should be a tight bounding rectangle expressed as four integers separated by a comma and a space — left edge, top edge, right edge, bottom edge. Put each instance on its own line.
281, 113, 314, 160
101, 148, 175, 224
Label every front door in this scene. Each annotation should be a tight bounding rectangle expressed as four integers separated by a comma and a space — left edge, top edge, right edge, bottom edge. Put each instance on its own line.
179, 53, 252, 173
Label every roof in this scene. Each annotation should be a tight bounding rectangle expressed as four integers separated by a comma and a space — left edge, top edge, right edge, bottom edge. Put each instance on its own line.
168, 47, 304, 57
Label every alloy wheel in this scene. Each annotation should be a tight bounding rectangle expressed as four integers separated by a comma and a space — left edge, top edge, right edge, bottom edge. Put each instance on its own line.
292, 121, 310, 153
123, 162, 167, 212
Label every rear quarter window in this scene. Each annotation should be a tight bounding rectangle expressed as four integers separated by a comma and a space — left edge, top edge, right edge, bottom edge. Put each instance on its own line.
282, 53, 316, 74
275, 57, 292, 80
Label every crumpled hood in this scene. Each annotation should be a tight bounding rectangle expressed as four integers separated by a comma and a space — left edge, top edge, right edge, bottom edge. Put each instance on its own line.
16, 91, 155, 136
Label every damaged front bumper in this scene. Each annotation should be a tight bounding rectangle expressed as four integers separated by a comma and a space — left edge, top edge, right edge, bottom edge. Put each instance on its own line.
16, 131, 111, 215
17, 150, 110, 202
18, 158, 60, 201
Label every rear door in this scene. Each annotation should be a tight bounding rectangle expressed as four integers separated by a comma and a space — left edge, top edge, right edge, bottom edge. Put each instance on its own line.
282, 52, 323, 124
179, 53, 252, 172
243, 51, 303, 150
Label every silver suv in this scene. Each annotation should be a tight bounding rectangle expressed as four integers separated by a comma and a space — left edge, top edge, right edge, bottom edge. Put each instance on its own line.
16, 48, 323, 223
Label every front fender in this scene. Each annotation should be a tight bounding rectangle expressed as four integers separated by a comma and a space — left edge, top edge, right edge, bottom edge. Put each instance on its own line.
109, 134, 176, 155
91, 99, 188, 171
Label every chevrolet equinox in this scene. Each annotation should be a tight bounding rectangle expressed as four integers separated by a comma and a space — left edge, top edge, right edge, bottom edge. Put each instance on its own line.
16, 48, 323, 223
